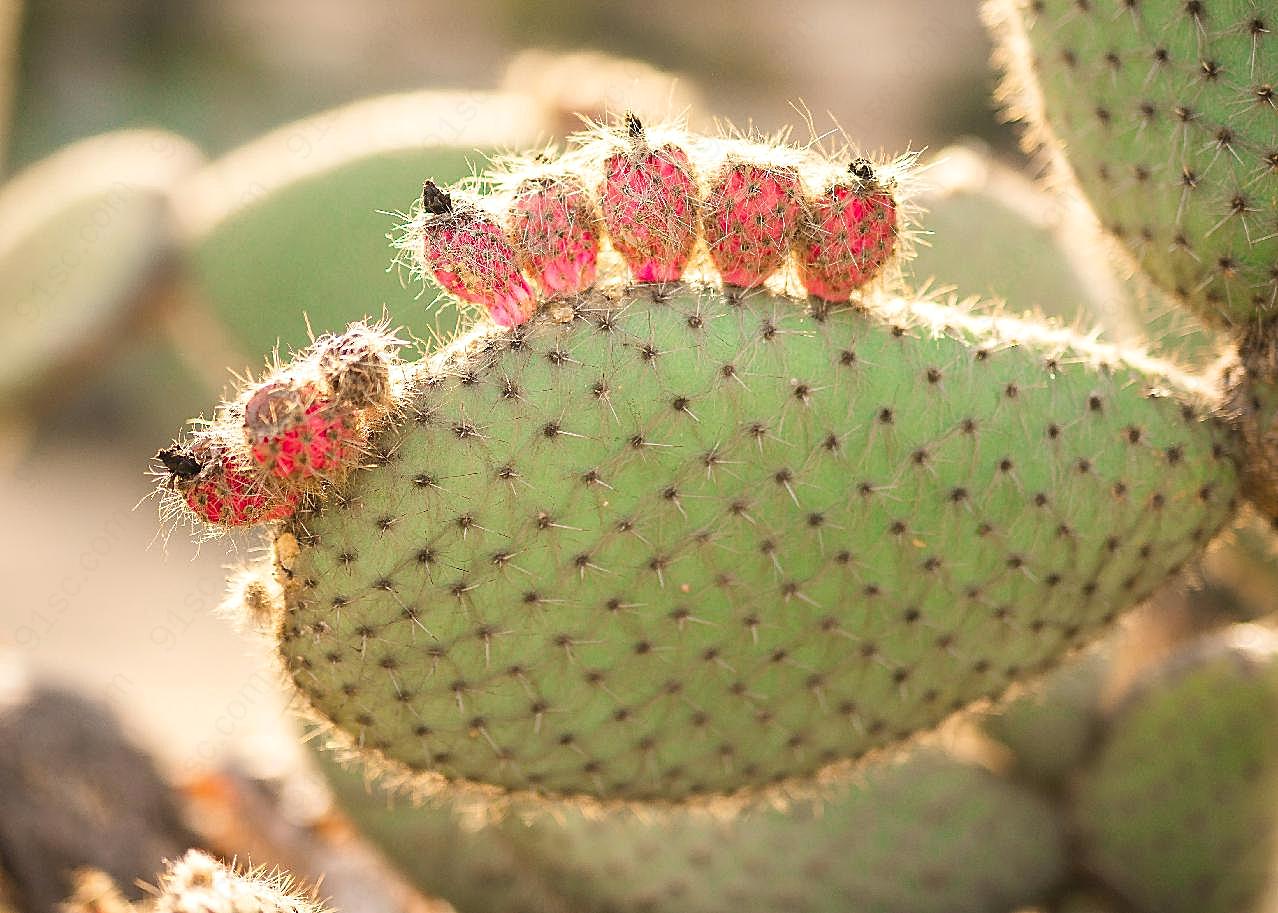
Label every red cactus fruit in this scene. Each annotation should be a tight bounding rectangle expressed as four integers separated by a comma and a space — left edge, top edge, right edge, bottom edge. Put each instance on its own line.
243, 380, 360, 482
598, 113, 699, 283
156, 442, 297, 526
508, 172, 601, 297
316, 322, 402, 411
794, 159, 898, 302
702, 158, 802, 288
419, 181, 537, 327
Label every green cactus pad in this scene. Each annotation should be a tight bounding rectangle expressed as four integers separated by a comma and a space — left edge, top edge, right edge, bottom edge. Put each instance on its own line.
276, 285, 1239, 802
990, 0, 1278, 330
183, 91, 548, 357
1073, 625, 1278, 913
319, 746, 1067, 913
0, 130, 201, 407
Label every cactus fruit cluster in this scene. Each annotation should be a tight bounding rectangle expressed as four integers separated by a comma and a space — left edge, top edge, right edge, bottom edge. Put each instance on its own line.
989, 0, 1278, 332
400, 116, 906, 332
154, 322, 405, 530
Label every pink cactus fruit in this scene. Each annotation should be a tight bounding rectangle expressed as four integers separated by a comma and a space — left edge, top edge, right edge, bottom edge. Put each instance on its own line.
794, 159, 898, 302
598, 113, 699, 283
702, 157, 802, 288
316, 321, 403, 412
156, 441, 297, 526
507, 172, 601, 297
418, 181, 537, 328
243, 379, 360, 483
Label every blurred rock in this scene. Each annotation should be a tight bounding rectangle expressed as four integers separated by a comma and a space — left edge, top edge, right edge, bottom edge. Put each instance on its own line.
0, 680, 198, 913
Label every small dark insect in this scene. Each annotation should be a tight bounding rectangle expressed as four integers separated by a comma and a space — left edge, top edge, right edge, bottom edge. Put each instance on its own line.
156, 445, 202, 481
625, 111, 644, 139
849, 159, 876, 183
421, 180, 453, 215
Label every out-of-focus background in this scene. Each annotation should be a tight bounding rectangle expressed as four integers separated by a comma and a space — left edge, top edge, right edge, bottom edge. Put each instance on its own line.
0, 0, 1017, 780
10, 0, 1005, 167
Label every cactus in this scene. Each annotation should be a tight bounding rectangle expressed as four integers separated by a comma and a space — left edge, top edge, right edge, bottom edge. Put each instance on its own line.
988, 0, 1278, 331
155, 124, 1245, 803
317, 745, 1067, 913
252, 271, 1241, 803
132, 16, 1278, 898
64, 852, 327, 913
152, 852, 327, 913
0, 129, 201, 409
1227, 340, 1278, 523
1072, 625, 1278, 913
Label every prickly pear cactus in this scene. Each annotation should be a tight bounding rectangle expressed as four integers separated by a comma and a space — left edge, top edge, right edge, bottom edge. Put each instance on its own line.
165, 117, 1248, 810
270, 283, 1239, 803
1073, 625, 1278, 913
988, 0, 1278, 330
318, 746, 1067, 913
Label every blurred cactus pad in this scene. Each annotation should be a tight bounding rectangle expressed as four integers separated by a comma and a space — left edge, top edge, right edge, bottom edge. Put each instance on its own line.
0, 129, 201, 408
272, 283, 1240, 803
989, 0, 1278, 331
318, 745, 1066, 913
180, 91, 551, 358
1073, 625, 1278, 913
981, 644, 1108, 787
